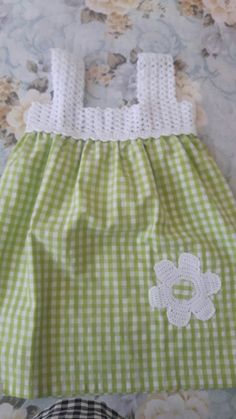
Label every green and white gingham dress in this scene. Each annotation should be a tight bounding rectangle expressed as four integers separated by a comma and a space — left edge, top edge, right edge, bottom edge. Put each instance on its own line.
0, 49, 236, 399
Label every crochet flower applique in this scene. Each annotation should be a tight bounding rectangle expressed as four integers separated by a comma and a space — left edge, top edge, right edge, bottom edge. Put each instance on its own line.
149, 253, 221, 327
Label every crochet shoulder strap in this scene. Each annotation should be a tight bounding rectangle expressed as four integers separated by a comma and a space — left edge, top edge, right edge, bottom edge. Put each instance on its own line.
137, 53, 176, 106
51, 48, 85, 119
26, 48, 196, 141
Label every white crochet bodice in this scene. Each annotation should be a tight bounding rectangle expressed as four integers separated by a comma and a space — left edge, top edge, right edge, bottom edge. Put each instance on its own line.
26, 48, 196, 142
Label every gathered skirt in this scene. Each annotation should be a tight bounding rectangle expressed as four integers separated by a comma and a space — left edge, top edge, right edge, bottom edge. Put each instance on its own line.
0, 132, 235, 398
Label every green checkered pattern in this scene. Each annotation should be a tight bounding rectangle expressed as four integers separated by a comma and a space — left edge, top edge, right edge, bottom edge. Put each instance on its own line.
0, 131, 236, 398
172, 280, 195, 300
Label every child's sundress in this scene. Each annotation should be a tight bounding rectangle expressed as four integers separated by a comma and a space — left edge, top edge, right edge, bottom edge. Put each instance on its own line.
0, 49, 236, 399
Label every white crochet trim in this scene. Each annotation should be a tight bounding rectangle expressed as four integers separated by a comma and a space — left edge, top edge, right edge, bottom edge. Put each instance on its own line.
26, 48, 197, 141
149, 253, 221, 328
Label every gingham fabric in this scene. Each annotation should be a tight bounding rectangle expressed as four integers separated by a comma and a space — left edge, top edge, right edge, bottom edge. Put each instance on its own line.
33, 398, 123, 419
0, 51, 236, 399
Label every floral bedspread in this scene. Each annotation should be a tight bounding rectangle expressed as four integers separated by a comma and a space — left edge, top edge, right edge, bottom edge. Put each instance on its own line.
0, 1, 236, 418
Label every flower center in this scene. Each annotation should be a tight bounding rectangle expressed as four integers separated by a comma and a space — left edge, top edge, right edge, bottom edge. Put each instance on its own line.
172, 279, 195, 300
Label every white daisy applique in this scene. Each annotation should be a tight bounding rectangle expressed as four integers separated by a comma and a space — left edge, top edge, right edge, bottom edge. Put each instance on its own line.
149, 253, 221, 327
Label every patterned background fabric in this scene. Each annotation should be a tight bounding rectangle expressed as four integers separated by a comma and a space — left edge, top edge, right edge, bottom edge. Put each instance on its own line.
0, 0, 236, 417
